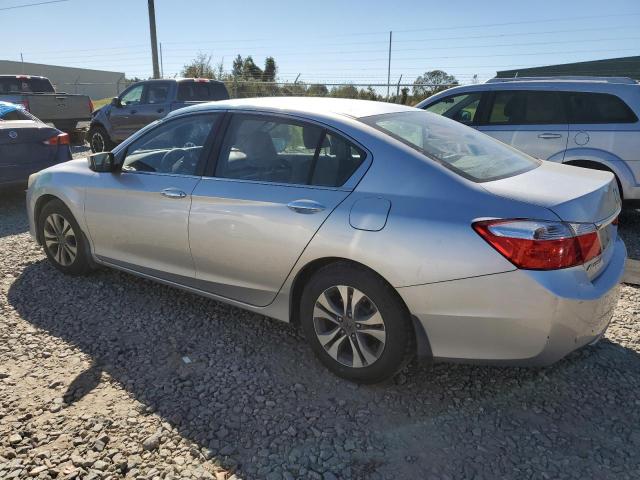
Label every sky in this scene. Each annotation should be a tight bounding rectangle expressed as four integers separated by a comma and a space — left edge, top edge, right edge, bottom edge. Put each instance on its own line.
1, 0, 639, 87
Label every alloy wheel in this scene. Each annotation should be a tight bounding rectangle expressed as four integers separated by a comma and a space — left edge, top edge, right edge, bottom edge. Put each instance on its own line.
91, 131, 105, 152
43, 213, 78, 267
313, 285, 386, 368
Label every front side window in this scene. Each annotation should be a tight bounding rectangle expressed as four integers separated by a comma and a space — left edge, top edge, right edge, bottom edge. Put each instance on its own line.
122, 114, 219, 175
564, 92, 638, 124
121, 85, 144, 106
215, 115, 365, 187
488, 91, 566, 125
361, 111, 539, 182
424, 93, 482, 125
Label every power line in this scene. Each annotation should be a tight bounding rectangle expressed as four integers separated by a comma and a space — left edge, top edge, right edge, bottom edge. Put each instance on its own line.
0, 0, 68, 11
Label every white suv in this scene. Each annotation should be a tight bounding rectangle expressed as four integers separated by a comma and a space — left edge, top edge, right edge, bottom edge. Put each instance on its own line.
416, 77, 640, 202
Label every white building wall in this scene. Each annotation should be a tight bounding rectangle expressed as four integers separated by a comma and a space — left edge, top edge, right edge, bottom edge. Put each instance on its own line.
0, 60, 126, 99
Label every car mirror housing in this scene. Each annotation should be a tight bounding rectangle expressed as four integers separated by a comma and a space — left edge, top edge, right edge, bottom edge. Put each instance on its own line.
111, 97, 122, 108
88, 152, 117, 172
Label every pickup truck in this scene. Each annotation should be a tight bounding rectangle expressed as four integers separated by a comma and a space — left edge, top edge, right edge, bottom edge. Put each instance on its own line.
0, 75, 93, 132
88, 78, 229, 152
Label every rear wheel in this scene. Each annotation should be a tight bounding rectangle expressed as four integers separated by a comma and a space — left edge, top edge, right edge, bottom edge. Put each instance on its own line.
38, 200, 92, 276
88, 125, 115, 153
300, 263, 414, 383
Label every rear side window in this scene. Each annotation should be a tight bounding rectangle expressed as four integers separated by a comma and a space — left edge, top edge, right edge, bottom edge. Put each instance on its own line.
564, 92, 638, 124
215, 115, 365, 187
361, 111, 540, 182
0, 77, 55, 94
177, 81, 229, 101
488, 91, 566, 125
145, 83, 170, 104
423, 93, 482, 125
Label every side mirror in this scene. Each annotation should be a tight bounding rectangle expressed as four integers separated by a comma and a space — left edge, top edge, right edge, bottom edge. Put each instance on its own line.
110, 97, 122, 107
88, 152, 117, 172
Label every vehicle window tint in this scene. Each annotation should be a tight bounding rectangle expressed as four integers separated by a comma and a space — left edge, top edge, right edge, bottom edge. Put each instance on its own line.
361, 111, 539, 182
122, 114, 218, 175
0, 77, 54, 94
121, 85, 144, 106
488, 91, 566, 125
146, 83, 170, 104
311, 133, 365, 187
424, 93, 482, 125
564, 92, 638, 124
215, 116, 323, 185
177, 81, 229, 101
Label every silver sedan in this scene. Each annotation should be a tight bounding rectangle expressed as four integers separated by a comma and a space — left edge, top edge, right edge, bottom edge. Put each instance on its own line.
26, 97, 626, 383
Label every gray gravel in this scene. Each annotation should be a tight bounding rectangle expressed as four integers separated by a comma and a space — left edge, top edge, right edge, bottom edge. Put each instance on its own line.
1, 180, 640, 479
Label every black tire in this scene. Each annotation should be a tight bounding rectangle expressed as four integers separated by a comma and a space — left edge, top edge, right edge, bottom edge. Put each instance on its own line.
38, 199, 93, 276
300, 262, 415, 383
88, 125, 115, 153
53, 121, 77, 132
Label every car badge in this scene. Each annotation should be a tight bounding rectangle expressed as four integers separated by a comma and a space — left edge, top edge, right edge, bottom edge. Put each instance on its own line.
8, 130, 18, 139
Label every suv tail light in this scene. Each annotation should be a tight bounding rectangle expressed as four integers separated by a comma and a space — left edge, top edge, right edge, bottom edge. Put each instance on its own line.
88, 98, 94, 112
473, 219, 601, 270
43, 133, 70, 146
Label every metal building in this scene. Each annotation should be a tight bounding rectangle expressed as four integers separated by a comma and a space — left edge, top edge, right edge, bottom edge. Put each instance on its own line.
496, 56, 640, 81
0, 60, 126, 100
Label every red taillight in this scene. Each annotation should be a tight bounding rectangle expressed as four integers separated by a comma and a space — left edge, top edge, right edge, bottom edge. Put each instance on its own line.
43, 133, 70, 146
612, 216, 619, 226
473, 219, 602, 270
89, 99, 94, 112
194, 78, 210, 83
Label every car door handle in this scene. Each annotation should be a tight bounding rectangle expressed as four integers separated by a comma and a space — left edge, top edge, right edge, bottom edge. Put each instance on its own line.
161, 188, 187, 199
287, 199, 326, 214
538, 133, 562, 139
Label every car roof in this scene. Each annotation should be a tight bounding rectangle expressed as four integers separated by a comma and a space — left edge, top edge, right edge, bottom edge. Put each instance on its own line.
171, 96, 415, 119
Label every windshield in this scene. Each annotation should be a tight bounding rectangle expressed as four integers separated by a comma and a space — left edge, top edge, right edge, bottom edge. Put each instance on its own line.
360, 110, 540, 182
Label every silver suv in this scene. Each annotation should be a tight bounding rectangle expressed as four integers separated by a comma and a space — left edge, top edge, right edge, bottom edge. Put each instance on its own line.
416, 77, 640, 202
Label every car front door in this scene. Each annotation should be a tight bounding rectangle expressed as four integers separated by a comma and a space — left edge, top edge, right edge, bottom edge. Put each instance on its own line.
109, 83, 146, 142
189, 113, 368, 306
134, 81, 172, 127
476, 90, 569, 161
84, 113, 221, 280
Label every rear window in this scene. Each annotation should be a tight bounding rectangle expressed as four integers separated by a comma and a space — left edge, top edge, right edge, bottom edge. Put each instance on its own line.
177, 81, 229, 101
564, 92, 638, 124
0, 77, 54, 94
360, 111, 539, 182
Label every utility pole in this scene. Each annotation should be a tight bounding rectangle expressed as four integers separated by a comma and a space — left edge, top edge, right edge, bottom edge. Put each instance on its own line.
159, 42, 164, 78
20, 53, 24, 73
396, 74, 403, 100
386, 31, 392, 99
147, 0, 160, 79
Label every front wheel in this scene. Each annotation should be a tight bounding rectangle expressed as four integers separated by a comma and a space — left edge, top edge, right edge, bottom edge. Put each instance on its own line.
38, 200, 93, 276
300, 263, 415, 383
88, 125, 115, 153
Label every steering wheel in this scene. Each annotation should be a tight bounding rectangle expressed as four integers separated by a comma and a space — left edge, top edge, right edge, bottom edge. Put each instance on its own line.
160, 148, 188, 173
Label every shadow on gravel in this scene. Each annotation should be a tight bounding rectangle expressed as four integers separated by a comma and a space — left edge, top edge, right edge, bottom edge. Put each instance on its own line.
8, 260, 640, 479
619, 205, 640, 260
0, 187, 28, 238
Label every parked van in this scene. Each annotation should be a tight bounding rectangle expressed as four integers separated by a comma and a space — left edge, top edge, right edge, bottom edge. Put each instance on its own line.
416, 77, 640, 202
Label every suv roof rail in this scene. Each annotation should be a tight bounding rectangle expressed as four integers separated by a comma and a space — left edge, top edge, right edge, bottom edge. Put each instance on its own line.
487, 76, 639, 85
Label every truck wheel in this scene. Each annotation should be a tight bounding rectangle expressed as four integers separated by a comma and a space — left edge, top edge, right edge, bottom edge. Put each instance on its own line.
88, 126, 115, 153
54, 121, 77, 132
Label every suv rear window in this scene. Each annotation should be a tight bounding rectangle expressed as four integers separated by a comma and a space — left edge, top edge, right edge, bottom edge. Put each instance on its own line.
361, 111, 539, 182
177, 81, 229, 101
0, 77, 55, 94
565, 92, 638, 124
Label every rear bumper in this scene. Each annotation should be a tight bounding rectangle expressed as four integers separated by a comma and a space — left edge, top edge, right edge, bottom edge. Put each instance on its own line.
398, 238, 626, 366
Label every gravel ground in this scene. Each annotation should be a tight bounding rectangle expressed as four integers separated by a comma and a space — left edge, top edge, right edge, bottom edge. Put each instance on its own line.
1, 159, 639, 479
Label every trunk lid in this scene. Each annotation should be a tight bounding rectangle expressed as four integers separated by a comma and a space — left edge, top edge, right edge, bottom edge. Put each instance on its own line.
481, 161, 621, 223
481, 161, 622, 280
0, 120, 60, 180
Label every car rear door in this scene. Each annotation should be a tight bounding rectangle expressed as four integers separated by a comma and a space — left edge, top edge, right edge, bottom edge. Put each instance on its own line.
477, 90, 569, 161
84, 113, 222, 279
188, 112, 368, 306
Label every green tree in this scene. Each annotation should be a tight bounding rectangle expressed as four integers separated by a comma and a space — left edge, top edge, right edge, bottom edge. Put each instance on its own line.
330, 84, 359, 98
412, 70, 458, 99
242, 56, 263, 80
307, 84, 329, 97
263, 57, 277, 82
181, 53, 216, 79
232, 55, 244, 78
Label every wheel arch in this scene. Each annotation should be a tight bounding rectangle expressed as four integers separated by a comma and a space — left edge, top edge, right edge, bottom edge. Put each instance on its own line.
34, 194, 62, 244
563, 159, 624, 199
288, 256, 432, 360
